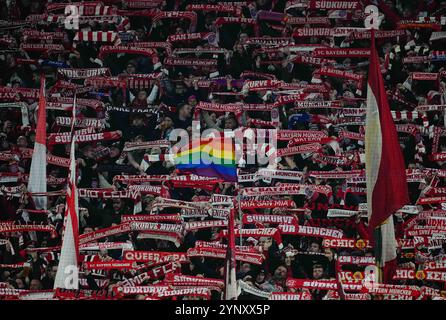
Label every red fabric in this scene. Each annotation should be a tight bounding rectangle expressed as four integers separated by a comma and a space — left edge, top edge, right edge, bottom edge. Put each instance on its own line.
367, 31, 409, 234
67, 171, 80, 261
382, 258, 397, 284
35, 75, 46, 145
287, 267, 293, 279
356, 221, 370, 241
395, 220, 404, 239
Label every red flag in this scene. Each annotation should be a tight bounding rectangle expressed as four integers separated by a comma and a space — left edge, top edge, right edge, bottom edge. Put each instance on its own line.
365, 30, 409, 283
54, 96, 80, 289
27, 75, 47, 210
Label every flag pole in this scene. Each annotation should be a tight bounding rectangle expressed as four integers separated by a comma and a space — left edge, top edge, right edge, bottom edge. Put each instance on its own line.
54, 94, 80, 290
365, 14, 407, 285
236, 181, 242, 245
369, 26, 382, 284
369, 25, 388, 285
224, 206, 237, 300
334, 255, 346, 300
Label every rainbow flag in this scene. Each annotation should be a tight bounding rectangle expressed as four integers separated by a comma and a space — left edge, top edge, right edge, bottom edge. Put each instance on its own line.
174, 137, 238, 182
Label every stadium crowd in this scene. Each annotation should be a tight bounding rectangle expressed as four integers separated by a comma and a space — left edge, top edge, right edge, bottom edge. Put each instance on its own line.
0, 0, 446, 300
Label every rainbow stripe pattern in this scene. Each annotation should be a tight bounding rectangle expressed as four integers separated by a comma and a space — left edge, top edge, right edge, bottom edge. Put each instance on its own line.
174, 137, 237, 182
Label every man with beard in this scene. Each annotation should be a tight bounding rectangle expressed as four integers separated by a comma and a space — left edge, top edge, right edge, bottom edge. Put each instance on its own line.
259, 265, 288, 292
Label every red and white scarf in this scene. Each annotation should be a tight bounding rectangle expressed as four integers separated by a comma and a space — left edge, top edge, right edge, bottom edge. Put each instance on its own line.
48, 131, 121, 145
187, 247, 264, 265
58, 68, 111, 79
218, 228, 283, 248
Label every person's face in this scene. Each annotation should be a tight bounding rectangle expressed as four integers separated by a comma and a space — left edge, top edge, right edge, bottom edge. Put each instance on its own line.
241, 263, 251, 273
256, 272, 265, 283
274, 266, 287, 280
133, 117, 144, 127
6, 54, 16, 68
2, 271, 11, 281
382, 42, 392, 54
134, 135, 144, 143
138, 90, 147, 100
313, 267, 324, 279
63, 144, 71, 157
83, 147, 94, 159
15, 279, 24, 289
259, 237, 272, 251
343, 91, 354, 99
188, 97, 197, 106
324, 248, 334, 260
224, 118, 237, 130
309, 242, 320, 253
110, 147, 120, 158
234, 44, 243, 54
126, 64, 136, 74
30, 279, 41, 290
218, 266, 224, 277
402, 8, 411, 18
0, 138, 8, 149
112, 200, 123, 211
162, 117, 173, 129
239, 33, 248, 44
408, 163, 416, 169
175, 84, 186, 95
3, 120, 12, 132
48, 266, 57, 279
83, 227, 93, 234
179, 105, 192, 119
209, 113, 217, 122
